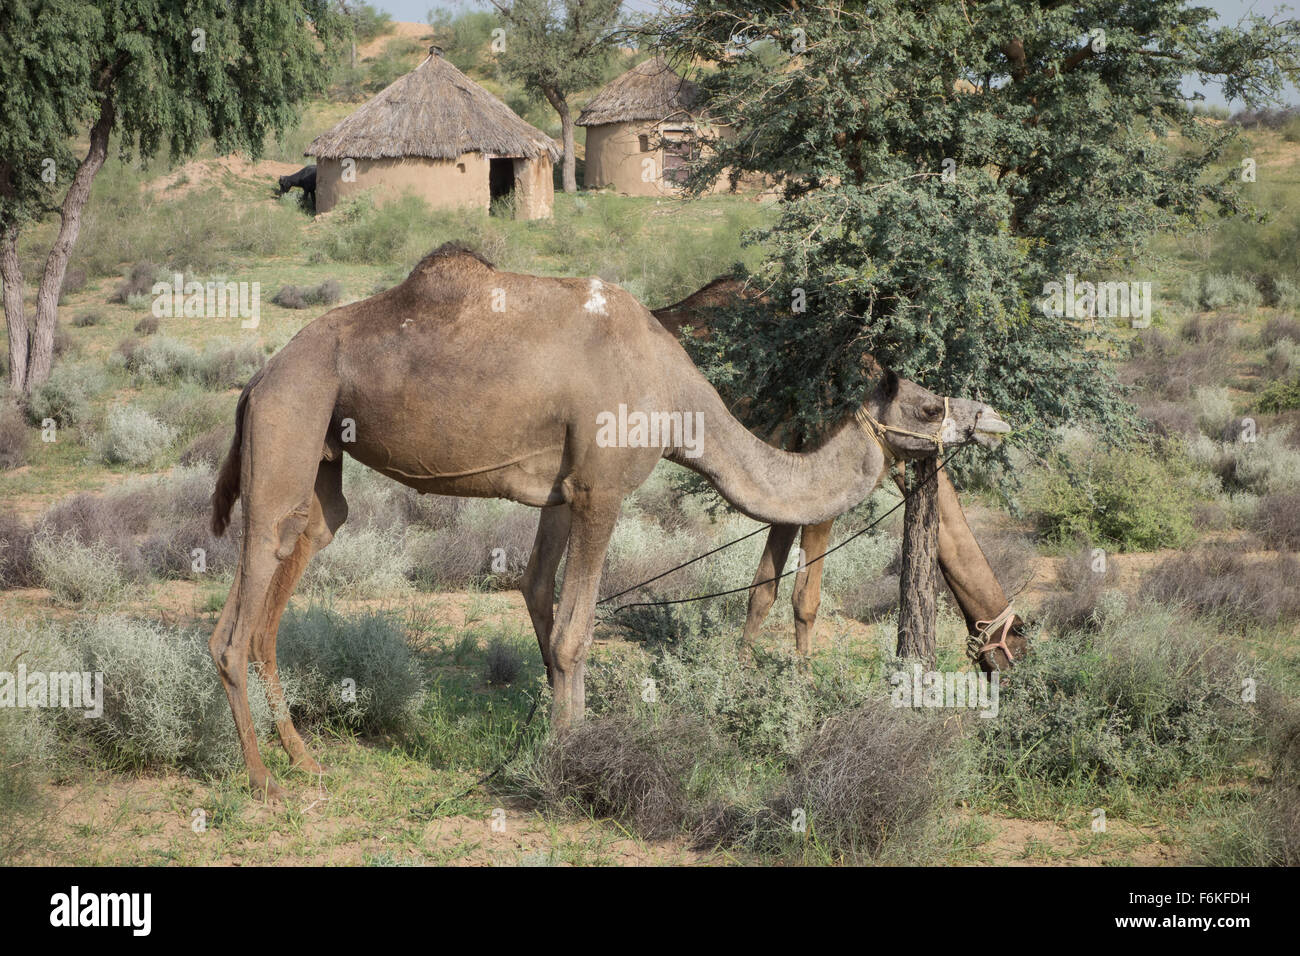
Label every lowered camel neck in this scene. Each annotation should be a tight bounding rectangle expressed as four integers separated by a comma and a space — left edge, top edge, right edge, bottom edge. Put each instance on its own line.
668, 375, 887, 526
890, 466, 1013, 627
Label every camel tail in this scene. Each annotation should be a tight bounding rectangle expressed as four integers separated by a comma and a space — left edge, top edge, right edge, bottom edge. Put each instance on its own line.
211, 369, 265, 537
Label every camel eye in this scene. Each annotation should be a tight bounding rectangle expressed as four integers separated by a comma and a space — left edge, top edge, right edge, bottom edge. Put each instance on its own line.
921, 401, 944, 418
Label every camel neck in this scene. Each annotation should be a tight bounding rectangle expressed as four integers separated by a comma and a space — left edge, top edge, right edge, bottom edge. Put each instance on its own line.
668, 377, 888, 526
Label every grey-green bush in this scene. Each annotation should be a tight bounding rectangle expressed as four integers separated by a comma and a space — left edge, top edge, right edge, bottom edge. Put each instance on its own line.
974, 604, 1259, 796
98, 405, 176, 466
276, 605, 425, 734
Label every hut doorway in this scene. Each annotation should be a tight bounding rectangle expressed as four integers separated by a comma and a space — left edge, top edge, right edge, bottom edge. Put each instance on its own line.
489, 157, 516, 210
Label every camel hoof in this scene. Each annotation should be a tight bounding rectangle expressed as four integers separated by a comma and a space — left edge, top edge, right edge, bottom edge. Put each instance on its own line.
250, 773, 287, 803
292, 755, 328, 775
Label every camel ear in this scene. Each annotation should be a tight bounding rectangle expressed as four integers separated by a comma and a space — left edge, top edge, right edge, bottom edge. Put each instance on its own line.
880, 368, 900, 403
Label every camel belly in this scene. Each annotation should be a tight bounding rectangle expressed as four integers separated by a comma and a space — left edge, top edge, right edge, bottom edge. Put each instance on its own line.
344, 439, 568, 507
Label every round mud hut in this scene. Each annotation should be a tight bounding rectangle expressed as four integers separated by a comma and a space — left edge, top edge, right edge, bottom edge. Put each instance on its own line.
577, 57, 726, 196
307, 47, 559, 219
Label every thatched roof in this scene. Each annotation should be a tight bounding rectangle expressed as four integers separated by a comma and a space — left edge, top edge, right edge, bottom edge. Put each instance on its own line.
307, 49, 560, 162
577, 57, 702, 127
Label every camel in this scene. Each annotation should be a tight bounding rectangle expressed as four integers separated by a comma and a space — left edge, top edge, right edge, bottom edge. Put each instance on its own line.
649, 276, 1030, 670
209, 243, 1010, 798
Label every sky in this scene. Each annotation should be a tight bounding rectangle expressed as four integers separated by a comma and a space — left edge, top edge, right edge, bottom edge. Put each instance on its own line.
368, 0, 1298, 108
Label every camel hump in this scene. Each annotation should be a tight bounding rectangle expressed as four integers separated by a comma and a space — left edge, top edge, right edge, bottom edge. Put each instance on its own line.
410, 241, 496, 277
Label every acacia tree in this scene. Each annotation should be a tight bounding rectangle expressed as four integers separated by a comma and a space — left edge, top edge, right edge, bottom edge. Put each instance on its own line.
489, 0, 625, 192
661, 1, 1299, 656
0, 0, 346, 399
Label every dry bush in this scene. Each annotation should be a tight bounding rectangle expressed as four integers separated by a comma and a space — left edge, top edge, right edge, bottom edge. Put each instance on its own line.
964, 510, 1036, 597
484, 634, 525, 686
1137, 398, 1199, 439
59, 267, 87, 301
271, 280, 342, 310
406, 502, 539, 590
766, 698, 958, 862
38, 492, 151, 580
1141, 545, 1300, 628
0, 511, 36, 588
0, 403, 29, 470
110, 262, 160, 303
71, 312, 102, 328
1121, 330, 1229, 402
528, 715, 722, 839
1261, 315, 1300, 347
179, 424, 231, 467
837, 547, 901, 622
1041, 544, 1123, 631
140, 514, 239, 579
1251, 493, 1300, 551
1181, 313, 1238, 346
134, 316, 159, 335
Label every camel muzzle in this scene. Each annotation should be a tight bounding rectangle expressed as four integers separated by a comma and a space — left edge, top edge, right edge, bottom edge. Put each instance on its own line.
974, 408, 1011, 438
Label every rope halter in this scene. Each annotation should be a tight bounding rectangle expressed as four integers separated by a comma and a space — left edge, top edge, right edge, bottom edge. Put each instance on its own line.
854, 395, 950, 462
966, 603, 1018, 668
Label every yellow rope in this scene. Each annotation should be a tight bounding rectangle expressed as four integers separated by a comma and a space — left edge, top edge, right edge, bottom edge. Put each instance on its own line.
855, 396, 949, 459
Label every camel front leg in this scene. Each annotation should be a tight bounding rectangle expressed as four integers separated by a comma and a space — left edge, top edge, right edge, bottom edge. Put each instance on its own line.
521, 504, 572, 685
548, 498, 620, 728
792, 519, 833, 656
741, 524, 799, 645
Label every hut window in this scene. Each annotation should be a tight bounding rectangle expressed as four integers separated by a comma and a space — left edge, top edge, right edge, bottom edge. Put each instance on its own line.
457, 162, 466, 173
638, 134, 650, 152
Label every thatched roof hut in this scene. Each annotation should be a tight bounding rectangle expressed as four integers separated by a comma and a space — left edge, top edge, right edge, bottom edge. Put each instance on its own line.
577, 57, 723, 196
577, 56, 701, 127
307, 48, 558, 218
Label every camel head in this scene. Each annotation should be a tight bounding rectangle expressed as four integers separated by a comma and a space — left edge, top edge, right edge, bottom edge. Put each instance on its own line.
865, 369, 1010, 459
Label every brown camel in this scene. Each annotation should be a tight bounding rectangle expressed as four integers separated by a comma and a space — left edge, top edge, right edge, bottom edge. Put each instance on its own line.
650, 276, 1030, 670
209, 244, 1010, 798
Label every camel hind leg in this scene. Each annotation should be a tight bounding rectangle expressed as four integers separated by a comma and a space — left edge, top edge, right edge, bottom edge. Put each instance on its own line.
250, 456, 348, 773
210, 383, 337, 799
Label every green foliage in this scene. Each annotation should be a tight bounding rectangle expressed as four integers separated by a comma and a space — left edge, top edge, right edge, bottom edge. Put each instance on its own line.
311, 193, 432, 264
661, 0, 1300, 482
0, 0, 346, 234
1257, 375, 1300, 412
491, 0, 623, 103
427, 6, 503, 75
350, 2, 393, 44
1024, 439, 1197, 551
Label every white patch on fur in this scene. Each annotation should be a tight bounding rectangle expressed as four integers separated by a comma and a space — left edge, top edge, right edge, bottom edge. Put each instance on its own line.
940, 416, 959, 444
583, 278, 608, 315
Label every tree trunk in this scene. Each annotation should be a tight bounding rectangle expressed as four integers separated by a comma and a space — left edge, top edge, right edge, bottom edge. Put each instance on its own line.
20, 96, 115, 394
544, 86, 577, 193
1, 228, 29, 398
897, 457, 940, 665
